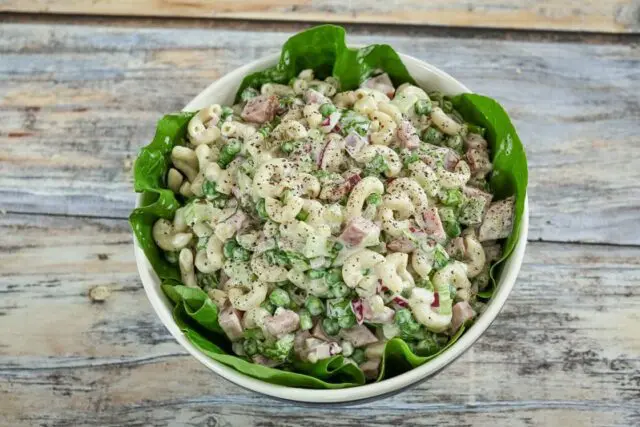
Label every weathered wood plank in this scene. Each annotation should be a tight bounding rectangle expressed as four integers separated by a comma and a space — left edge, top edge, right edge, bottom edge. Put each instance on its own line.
1, 213, 639, 426
1, 24, 639, 245
1, 0, 640, 33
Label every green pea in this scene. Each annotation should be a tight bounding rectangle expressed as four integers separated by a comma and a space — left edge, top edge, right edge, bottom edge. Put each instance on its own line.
304, 295, 324, 316
223, 240, 237, 259
441, 189, 463, 208
413, 337, 440, 356
366, 193, 382, 206
322, 317, 340, 336
446, 134, 464, 153
243, 339, 258, 356
330, 282, 350, 299
260, 299, 276, 315
269, 288, 290, 307
338, 313, 356, 329
243, 327, 264, 340
416, 277, 434, 291
351, 348, 366, 364
299, 309, 313, 330
256, 198, 268, 219
403, 153, 420, 166
422, 127, 444, 144
325, 268, 342, 285
217, 139, 242, 168
296, 209, 309, 221
444, 220, 461, 238
202, 180, 217, 198
281, 141, 295, 154
414, 98, 432, 115
307, 269, 326, 279
433, 245, 450, 270
319, 103, 337, 117
232, 246, 251, 261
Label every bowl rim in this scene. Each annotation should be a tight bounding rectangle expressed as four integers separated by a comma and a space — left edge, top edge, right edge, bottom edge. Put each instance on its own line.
134, 51, 529, 403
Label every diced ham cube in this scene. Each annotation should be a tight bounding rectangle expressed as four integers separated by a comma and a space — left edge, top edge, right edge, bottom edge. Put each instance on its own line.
422, 207, 447, 243
397, 120, 421, 150
478, 196, 515, 241
344, 132, 368, 158
304, 338, 342, 363
361, 73, 395, 98
304, 89, 330, 105
225, 210, 247, 232
366, 306, 395, 324
241, 95, 279, 124
450, 301, 476, 333
444, 151, 461, 171
359, 359, 381, 380
339, 325, 379, 348
463, 186, 493, 207
219, 305, 244, 342
339, 217, 380, 248
466, 148, 493, 177
386, 237, 417, 253
264, 309, 300, 337
445, 236, 465, 259
252, 354, 281, 367
312, 321, 331, 341
465, 133, 488, 150
459, 186, 493, 226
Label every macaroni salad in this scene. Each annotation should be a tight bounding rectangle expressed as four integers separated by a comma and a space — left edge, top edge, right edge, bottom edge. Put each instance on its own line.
152, 70, 515, 378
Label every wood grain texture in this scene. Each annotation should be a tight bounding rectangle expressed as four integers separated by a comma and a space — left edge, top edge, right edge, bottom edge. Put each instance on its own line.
2, 0, 640, 33
1, 213, 639, 426
1, 23, 639, 244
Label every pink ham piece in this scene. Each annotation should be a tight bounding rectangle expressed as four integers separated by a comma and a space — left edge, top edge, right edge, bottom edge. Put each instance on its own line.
304, 338, 342, 363
339, 325, 378, 348
339, 217, 380, 248
478, 196, 516, 241
344, 132, 368, 158
304, 89, 330, 105
241, 95, 279, 124
361, 73, 395, 98
225, 210, 247, 232
444, 151, 461, 171
465, 133, 488, 150
312, 321, 332, 341
386, 237, 417, 253
422, 207, 447, 243
466, 148, 493, 177
449, 301, 476, 333
218, 305, 244, 342
463, 186, 493, 207
397, 120, 421, 150
264, 309, 300, 337
365, 306, 395, 324
359, 359, 381, 380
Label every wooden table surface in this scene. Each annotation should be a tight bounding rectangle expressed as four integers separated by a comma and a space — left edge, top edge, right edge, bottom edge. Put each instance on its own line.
1, 4, 639, 426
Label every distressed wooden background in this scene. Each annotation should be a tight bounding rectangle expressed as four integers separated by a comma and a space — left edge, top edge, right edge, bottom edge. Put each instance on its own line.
1, 5, 640, 427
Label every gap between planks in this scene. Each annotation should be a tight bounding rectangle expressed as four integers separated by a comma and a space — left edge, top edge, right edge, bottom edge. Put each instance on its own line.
1, 12, 640, 45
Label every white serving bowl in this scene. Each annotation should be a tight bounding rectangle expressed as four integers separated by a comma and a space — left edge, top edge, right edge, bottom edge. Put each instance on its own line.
134, 51, 529, 404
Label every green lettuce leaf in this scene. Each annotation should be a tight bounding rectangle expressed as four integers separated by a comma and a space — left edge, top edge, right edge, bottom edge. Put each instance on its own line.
451, 94, 528, 297
130, 113, 194, 281
131, 25, 528, 388
235, 24, 415, 102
